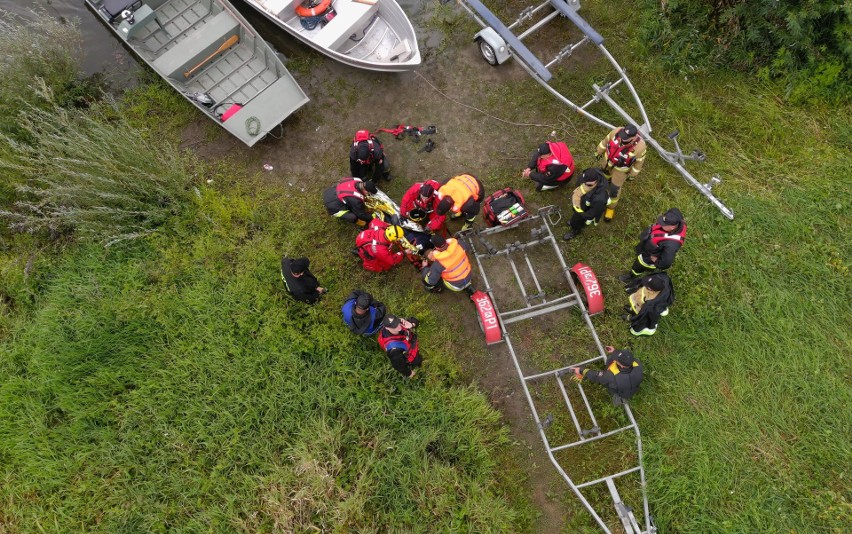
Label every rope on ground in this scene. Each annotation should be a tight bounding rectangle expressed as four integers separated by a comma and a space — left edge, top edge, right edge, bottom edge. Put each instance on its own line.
414, 71, 580, 136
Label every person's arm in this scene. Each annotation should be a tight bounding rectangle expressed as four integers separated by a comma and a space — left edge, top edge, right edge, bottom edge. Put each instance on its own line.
629, 141, 647, 177
372, 141, 385, 163
399, 184, 418, 216
422, 262, 443, 287
348, 198, 373, 223
527, 149, 540, 170
571, 186, 584, 212
654, 241, 682, 270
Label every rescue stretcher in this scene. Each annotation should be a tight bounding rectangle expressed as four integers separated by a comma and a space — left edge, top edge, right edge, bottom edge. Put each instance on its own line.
464, 207, 656, 533
445, 0, 735, 220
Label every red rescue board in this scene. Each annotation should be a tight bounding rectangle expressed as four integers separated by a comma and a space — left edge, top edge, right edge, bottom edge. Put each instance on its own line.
471, 290, 503, 345
570, 263, 605, 315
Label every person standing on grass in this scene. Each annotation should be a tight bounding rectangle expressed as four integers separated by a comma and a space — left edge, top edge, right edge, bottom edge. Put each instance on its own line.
619, 208, 687, 282
522, 140, 575, 191
622, 272, 674, 337
562, 168, 612, 241
342, 290, 387, 336
350, 129, 391, 182
281, 257, 326, 304
377, 315, 421, 378
596, 124, 647, 222
568, 347, 643, 405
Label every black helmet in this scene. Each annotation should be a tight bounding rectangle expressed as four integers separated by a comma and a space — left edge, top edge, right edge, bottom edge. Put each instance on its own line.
614, 349, 635, 366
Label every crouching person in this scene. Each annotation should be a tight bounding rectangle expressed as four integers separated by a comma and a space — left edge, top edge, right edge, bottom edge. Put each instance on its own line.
378, 315, 421, 378
281, 257, 326, 304
569, 347, 643, 405
421, 234, 473, 294
623, 272, 674, 336
342, 290, 387, 336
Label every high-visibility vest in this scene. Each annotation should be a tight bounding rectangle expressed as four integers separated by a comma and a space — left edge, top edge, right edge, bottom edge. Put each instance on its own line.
439, 174, 481, 213
433, 239, 471, 282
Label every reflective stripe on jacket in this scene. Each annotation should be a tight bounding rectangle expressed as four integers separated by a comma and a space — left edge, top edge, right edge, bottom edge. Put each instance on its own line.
432, 238, 472, 282
439, 174, 481, 213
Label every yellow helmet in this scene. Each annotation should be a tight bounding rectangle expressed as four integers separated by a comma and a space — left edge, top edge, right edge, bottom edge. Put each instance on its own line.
384, 225, 405, 242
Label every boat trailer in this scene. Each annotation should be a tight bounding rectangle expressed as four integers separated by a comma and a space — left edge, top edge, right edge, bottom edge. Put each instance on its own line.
445, 0, 735, 220
464, 207, 656, 533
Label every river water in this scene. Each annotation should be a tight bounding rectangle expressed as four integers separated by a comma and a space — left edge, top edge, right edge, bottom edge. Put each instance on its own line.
1, 0, 428, 83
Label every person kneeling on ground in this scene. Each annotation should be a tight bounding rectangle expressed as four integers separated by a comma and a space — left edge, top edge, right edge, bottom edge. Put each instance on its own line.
569, 347, 643, 405
400, 179, 446, 233
354, 219, 406, 272
421, 234, 473, 294
281, 256, 326, 304
342, 290, 387, 336
563, 168, 612, 241
378, 315, 421, 378
522, 140, 575, 191
623, 272, 674, 336
323, 177, 378, 226
436, 174, 484, 232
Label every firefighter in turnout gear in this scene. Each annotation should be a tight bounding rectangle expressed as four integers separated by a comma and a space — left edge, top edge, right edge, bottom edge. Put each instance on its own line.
349, 129, 390, 182
435, 174, 485, 232
378, 315, 422, 378
421, 234, 473, 293
355, 220, 406, 272
620, 208, 686, 281
400, 179, 446, 233
569, 347, 644, 405
596, 124, 647, 222
523, 141, 575, 191
623, 273, 674, 336
342, 290, 387, 337
323, 177, 378, 226
563, 168, 612, 241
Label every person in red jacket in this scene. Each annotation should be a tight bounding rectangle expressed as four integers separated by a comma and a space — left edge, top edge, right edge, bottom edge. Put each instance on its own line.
522, 141, 575, 191
354, 219, 406, 272
378, 315, 421, 378
400, 179, 446, 233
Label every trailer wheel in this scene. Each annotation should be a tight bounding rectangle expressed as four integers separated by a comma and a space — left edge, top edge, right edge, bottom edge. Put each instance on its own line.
476, 38, 499, 66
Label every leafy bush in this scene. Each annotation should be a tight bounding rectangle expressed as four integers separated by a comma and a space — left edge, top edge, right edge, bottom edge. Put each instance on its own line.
639, 0, 851, 103
0, 92, 194, 246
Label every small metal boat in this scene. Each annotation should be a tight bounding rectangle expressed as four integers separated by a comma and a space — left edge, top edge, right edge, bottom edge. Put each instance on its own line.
85, 0, 310, 146
244, 0, 420, 72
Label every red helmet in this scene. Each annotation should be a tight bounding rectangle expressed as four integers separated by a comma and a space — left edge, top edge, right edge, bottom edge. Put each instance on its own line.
353, 129, 371, 143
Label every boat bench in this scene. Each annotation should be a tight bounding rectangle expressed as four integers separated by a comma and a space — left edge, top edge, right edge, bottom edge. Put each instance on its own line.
152, 9, 240, 79
314, 0, 377, 50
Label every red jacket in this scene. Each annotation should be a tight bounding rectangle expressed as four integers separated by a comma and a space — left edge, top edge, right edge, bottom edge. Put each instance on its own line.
400, 180, 445, 232
356, 220, 404, 272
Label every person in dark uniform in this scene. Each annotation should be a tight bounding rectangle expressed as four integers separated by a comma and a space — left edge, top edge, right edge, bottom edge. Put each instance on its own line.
280, 257, 326, 304
323, 177, 378, 226
623, 272, 674, 336
350, 129, 391, 182
568, 347, 643, 405
563, 168, 612, 241
377, 315, 421, 378
620, 208, 687, 282
522, 141, 575, 191
341, 290, 387, 336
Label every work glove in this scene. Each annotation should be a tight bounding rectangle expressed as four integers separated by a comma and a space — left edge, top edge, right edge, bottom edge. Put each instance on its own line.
407, 317, 420, 329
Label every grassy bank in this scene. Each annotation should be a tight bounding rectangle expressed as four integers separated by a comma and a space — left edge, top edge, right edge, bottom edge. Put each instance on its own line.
1, 3, 851, 533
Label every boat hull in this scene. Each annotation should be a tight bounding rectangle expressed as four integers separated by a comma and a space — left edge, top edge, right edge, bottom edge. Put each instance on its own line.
245, 0, 421, 72
85, 0, 310, 146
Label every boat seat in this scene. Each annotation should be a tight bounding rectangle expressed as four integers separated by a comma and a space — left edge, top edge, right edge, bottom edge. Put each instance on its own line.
313, 0, 377, 50
152, 10, 240, 79
100, 0, 143, 22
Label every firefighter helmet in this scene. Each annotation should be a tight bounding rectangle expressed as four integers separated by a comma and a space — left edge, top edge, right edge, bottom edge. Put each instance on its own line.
384, 225, 405, 242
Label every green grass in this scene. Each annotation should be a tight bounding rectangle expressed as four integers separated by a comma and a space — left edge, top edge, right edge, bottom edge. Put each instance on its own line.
1, 3, 851, 532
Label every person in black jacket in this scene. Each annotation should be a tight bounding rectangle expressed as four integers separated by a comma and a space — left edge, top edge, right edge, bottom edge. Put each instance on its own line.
280, 257, 326, 304
341, 290, 387, 336
563, 168, 612, 241
568, 347, 643, 405
619, 208, 687, 282
350, 130, 391, 182
323, 177, 378, 226
623, 272, 674, 336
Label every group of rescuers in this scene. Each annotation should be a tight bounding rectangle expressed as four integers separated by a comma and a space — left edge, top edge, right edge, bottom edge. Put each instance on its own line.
283, 125, 686, 402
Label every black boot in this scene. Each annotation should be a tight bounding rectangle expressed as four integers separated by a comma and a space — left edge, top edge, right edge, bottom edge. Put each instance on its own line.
563, 230, 578, 241
618, 272, 635, 283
